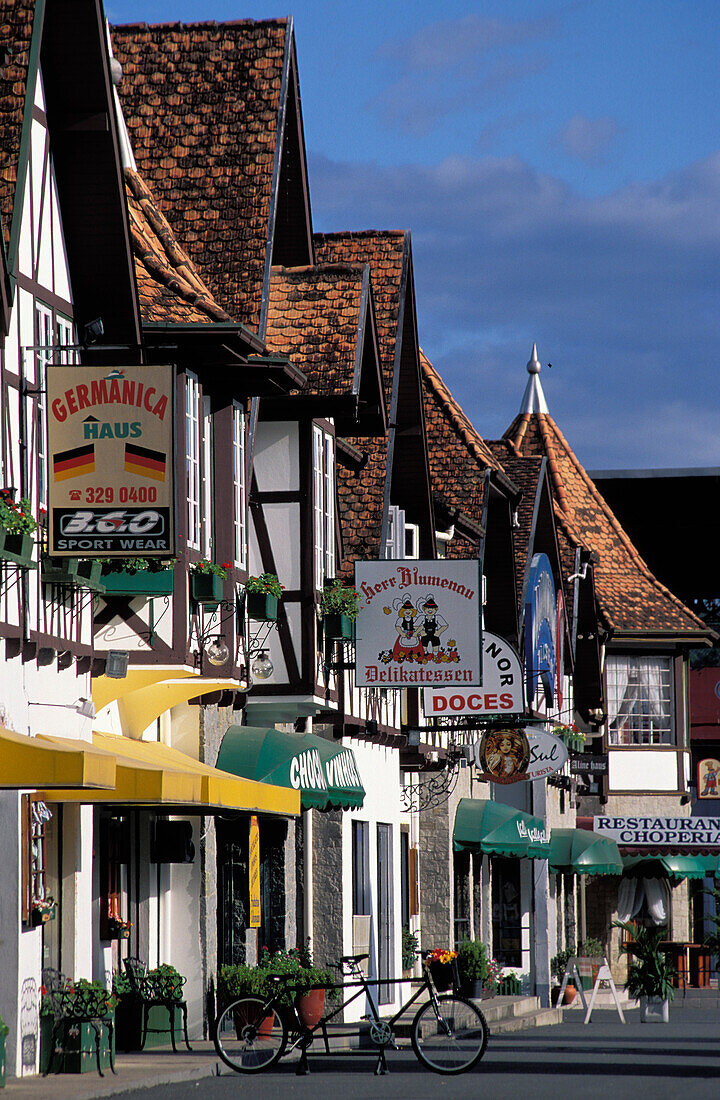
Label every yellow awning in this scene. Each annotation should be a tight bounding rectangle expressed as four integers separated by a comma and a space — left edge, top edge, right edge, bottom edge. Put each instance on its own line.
92, 666, 199, 712
39, 733, 300, 817
0, 726, 116, 790
116, 678, 245, 739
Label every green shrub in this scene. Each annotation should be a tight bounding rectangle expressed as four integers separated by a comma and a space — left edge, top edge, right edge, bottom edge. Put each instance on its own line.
456, 939, 489, 983
614, 920, 675, 1001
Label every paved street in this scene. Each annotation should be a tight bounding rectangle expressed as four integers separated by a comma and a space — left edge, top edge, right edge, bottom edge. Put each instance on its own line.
24, 997, 718, 1100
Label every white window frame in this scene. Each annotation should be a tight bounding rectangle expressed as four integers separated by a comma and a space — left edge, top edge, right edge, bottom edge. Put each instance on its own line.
35, 303, 54, 509
201, 395, 213, 560
186, 372, 202, 551
313, 424, 336, 590
606, 654, 674, 746
232, 401, 247, 569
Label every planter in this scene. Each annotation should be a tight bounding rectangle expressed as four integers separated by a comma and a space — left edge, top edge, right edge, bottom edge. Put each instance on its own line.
31, 903, 57, 927
115, 999, 183, 1052
101, 568, 174, 597
0, 530, 35, 567
0, 1031, 5, 1089
41, 558, 105, 592
640, 996, 670, 1023
323, 613, 354, 641
108, 920, 131, 940
427, 961, 457, 993
246, 591, 278, 621
40, 1014, 114, 1074
460, 979, 485, 1000
498, 976, 523, 996
296, 988, 326, 1029
191, 572, 224, 605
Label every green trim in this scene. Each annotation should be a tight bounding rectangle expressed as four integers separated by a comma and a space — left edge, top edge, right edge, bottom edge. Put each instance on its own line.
7, 0, 46, 275
453, 798, 549, 859
549, 828, 623, 876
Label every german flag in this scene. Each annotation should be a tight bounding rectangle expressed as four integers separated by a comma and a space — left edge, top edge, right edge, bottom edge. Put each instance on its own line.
124, 442, 166, 482
53, 444, 95, 481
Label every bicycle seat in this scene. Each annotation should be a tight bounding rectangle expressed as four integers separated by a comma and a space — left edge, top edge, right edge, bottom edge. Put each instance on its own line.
340, 953, 369, 964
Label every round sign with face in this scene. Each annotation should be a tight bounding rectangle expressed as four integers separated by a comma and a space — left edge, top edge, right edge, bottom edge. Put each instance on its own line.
477, 727, 530, 784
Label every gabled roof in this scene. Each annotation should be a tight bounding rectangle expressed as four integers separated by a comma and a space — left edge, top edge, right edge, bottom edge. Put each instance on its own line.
112, 17, 314, 334
265, 263, 383, 417
502, 353, 710, 640
336, 437, 389, 576
126, 168, 230, 325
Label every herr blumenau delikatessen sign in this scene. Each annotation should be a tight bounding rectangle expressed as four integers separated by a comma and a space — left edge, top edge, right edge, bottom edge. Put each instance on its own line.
354, 560, 482, 688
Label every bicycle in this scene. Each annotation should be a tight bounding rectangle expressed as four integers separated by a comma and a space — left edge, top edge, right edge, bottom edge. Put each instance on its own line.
213, 952, 488, 1077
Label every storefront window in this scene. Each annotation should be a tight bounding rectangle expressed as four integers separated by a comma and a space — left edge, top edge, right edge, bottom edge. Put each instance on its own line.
607, 655, 674, 745
491, 858, 522, 967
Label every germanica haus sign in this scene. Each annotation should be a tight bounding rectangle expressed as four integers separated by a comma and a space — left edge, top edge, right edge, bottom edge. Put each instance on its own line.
594, 816, 720, 846
354, 560, 481, 687
288, 746, 363, 793
47, 365, 174, 555
423, 631, 524, 717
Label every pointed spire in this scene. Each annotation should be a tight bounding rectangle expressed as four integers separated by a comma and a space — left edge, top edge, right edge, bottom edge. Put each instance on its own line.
519, 342, 549, 415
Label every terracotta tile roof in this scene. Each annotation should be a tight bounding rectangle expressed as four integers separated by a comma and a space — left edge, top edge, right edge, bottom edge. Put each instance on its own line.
265, 264, 366, 397
486, 442, 546, 612
112, 18, 288, 330
337, 437, 387, 578
502, 410, 708, 637
125, 168, 230, 324
0, 0, 35, 254
314, 231, 405, 401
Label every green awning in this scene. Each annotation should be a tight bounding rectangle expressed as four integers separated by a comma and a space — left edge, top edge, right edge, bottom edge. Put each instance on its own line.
622, 854, 720, 883
453, 798, 550, 859
549, 828, 623, 876
216, 726, 364, 811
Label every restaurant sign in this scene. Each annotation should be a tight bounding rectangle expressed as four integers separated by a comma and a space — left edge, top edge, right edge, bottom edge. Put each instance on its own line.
594, 816, 720, 846
47, 365, 174, 556
354, 560, 481, 688
422, 631, 524, 717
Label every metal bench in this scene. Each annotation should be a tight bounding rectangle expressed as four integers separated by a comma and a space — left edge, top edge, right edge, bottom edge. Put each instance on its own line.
123, 957, 191, 1052
41, 968, 116, 1077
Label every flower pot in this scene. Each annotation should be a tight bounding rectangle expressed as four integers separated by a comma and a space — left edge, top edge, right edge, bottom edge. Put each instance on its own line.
562, 983, 577, 1005
0, 530, 35, 567
427, 961, 457, 993
42, 556, 81, 586
31, 904, 56, 927
191, 573, 224, 605
101, 567, 174, 597
296, 988, 326, 1028
76, 559, 104, 590
246, 591, 278, 621
461, 979, 485, 999
323, 613, 354, 641
115, 1000, 183, 1051
232, 1004, 275, 1039
39, 1014, 114, 1074
640, 996, 669, 1023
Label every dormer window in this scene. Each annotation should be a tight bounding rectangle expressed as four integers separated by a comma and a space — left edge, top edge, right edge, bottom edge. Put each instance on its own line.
384, 506, 419, 560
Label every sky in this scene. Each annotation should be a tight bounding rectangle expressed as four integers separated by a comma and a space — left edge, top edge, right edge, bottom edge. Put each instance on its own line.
106, 0, 720, 470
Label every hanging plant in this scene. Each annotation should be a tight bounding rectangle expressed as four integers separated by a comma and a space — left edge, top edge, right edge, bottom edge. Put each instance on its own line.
0, 490, 38, 534
320, 579, 362, 622
190, 558, 230, 578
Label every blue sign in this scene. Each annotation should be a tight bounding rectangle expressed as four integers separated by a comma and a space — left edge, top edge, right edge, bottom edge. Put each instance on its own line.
524, 553, 556, 708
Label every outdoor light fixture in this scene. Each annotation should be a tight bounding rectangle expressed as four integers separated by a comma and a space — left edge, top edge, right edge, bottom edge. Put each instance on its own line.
83, 317, 104, 343
205, 637, 231, 668
251, 649, 274, 681
105, 650, 130, 679
406, 728, 421, 747
29, 697, 96, 718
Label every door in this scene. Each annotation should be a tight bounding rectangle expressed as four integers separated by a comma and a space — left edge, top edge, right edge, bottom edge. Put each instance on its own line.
376, 823, 394, 1004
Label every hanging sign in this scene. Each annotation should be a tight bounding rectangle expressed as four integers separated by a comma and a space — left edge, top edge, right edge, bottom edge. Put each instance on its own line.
249, 815, 261, 928
423, 631, 524, 717
46, 365, 174, 556
524, 553, 556, 708
594, 816, 720, 846
354, 560, 481, 687
697, 759, 720, 799
569, 754, 608, 775
472, 726, 567, 783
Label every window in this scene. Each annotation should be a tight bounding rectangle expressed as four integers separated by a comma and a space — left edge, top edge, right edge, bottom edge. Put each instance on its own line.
312, 424, 335, 589
384, 506, 419, 559
232, 402, 247, 568
21, 796, 52, 922
201, 395, 214, 559
607, 655, 674, 745
186, 372, 202, 550
35, 303, 53, 508
492, 857, 522, 967
352, 820, 370, 915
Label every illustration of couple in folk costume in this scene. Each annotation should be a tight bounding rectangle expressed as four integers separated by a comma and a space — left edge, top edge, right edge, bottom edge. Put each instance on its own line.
382, 593, 455, 664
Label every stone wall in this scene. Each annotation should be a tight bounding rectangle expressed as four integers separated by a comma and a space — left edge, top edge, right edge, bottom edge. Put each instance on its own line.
312, 808, 344, 969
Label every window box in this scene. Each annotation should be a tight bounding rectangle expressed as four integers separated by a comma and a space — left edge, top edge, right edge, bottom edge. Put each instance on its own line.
190, 572, 223, 605
246, 592, 278, 622
324, 613, 354, 641
42, 558, 105, 593
39, 1015, 114, 1075
31, 901, 57, 927
101, 568, 174, 597
0, 530, 35, 567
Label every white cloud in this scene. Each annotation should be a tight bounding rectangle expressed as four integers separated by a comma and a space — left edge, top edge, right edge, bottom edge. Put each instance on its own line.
555, 114, 621, 164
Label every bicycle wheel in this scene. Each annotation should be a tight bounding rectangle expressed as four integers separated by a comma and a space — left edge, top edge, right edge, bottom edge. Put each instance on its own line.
410, 994, 488, 1074
214, 996, 287, 1073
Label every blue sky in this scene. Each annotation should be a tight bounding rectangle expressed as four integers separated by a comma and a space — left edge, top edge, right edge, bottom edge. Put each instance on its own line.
107, 1, 720, 470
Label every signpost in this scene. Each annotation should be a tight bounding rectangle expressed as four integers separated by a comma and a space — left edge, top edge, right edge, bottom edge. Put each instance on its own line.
354, 560, 481, 688
46, 364, 174, 556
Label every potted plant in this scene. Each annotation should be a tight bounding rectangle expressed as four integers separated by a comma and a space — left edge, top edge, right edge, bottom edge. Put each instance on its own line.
456, 939, 489, 998
108, 916, 132, 940
245, 573, 284, 621
320, 579, 361, 640
0, 489, 37, 566
31, 895, 57, 926
218, 944, 333, 1032
190, 559, 229, 605
483, 956, 503, 998
40, 979, 116, 1073
424, 949, 458, 993
113, 965, 186, 1051
614, 920, 676, 1022
0, 1011, 8, 1089
100, 557, 175, 597
402, 927, 419, 973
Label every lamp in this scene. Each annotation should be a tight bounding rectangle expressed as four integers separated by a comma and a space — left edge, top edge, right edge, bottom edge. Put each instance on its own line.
205, 636, 230, 667
406, 728, 421, 747
251, 650, 274, 681
83, 317, 104, 343
75, 697, 96, 719
105, 650, 130, 679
